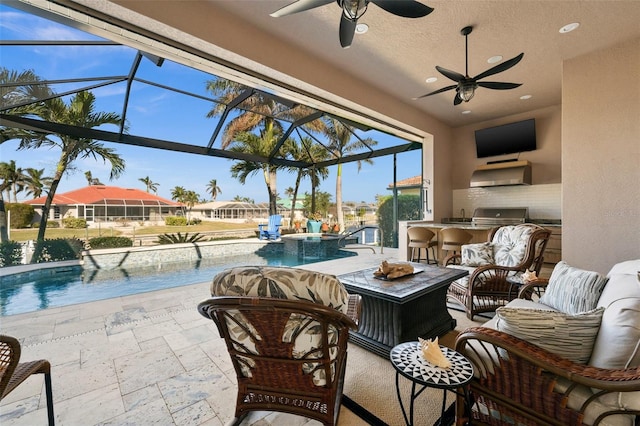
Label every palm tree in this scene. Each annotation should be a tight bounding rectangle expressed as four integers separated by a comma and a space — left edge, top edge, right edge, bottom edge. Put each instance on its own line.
182, 190, 200, 224
0, 162, 15, 242
171, 186, 187, 216
227, 129, 281, 214
139, 176, 159, 193
84, 171, 102, 185
0, 89, 125, 243
323, 118, 377, 232
23, 168, 51, 199
206, 179, 222, 201
284, 137, 329, 225
205, 79, 323, 215
0, 160, 26, 202
0, 68, 54, 242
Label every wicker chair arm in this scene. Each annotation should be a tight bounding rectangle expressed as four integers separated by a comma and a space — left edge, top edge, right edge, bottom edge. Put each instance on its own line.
517, 277, 550, 299
444, 253, 462, 266
465, 264, 522, 292
456, 327, 640, 392
198, 296, 360, 331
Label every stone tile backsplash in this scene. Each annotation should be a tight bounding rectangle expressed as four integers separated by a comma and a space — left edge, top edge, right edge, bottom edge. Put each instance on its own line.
453, 183, 561, 220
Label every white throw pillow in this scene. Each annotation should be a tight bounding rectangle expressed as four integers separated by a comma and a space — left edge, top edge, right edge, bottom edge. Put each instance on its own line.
539, 261, 609, 314
496, 306, 604, 364
461, 242, 494, 266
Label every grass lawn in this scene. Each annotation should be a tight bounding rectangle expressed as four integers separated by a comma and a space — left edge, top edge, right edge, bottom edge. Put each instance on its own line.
8, 221, 260, 242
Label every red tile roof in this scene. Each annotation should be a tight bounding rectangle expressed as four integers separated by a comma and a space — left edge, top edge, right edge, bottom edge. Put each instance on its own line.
387, 175, 422, 189
24, 186, 180, 206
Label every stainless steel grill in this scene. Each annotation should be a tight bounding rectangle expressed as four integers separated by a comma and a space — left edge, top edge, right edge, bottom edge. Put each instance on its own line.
471, 207, 528, 226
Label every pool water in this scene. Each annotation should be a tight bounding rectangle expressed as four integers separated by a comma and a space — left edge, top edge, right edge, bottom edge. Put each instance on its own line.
0, 251, 355, 316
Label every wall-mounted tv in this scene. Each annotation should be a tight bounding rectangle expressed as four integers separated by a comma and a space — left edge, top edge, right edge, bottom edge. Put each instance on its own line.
475, 118, 537, 158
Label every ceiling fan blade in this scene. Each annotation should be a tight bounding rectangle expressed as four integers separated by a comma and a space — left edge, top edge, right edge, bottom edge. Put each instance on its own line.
453, 92, 463, 105
436, 65, 465, 83
477, 81, 522, 90
371, 1, 434, 18
473, 52, 524, 81
339, 14, 357, 48
413, 84, 457, 100
270, 0, 333, 17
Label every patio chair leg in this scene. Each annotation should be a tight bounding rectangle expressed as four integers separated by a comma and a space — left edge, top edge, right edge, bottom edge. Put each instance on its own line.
44, 372, 55, 426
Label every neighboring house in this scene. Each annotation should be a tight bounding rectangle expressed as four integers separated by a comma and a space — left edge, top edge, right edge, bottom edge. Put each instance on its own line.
23, 185, 181, 225
387, 176, 423, 196
191, 201, 285, 222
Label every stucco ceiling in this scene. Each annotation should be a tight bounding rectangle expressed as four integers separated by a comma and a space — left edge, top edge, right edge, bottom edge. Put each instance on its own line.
210, 1, 640, 127
14, 0, 640, 130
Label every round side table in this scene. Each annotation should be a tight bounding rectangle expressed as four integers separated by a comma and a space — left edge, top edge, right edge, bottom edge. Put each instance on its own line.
390, 341, 474, 426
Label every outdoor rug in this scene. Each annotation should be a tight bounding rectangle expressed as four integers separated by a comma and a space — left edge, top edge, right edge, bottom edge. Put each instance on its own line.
341, 307, 488, 425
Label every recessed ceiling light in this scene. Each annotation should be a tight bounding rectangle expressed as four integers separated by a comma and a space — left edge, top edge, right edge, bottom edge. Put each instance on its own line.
355, 23, 369, 34
520, 95, 532, 100
461, 110, 472, 115
488, 55, 502, 64
425, 77, 438, 83
559, 22, 580, 33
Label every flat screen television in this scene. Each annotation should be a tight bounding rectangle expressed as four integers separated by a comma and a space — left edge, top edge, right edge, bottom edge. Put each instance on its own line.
475, 118, 536, 158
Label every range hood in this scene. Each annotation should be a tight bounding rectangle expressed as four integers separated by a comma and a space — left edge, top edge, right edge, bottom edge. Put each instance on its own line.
470, 160, 532, 188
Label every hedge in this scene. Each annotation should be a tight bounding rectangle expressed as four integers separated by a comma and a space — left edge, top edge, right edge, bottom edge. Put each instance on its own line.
377, 194, 422, 248
0, 241, 23, 267
31, 238, 85, 263
88, 236, 133, 249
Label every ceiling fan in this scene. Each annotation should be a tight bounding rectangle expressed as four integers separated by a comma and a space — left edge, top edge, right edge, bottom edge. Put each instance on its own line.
414, 26, 524, 105
271, 1, 434, 48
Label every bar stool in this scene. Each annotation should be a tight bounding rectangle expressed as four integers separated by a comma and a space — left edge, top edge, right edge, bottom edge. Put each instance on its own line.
407, 227, 438, 265
440, 228, 473, 264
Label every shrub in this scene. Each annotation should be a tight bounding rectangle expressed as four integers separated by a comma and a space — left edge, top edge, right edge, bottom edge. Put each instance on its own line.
47, 220, 60, 228
155, 232, 205, 244
377, 194, 422, 248
0, 241, 23, 267
187, 218, 201, 225
62, 217, 87, 229
88, 236, 133, 249
32, 238, 85, 263
5, 203, 35, 228
165, 216, 187, 226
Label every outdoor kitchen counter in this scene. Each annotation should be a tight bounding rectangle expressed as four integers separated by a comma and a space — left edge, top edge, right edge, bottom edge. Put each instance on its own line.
399, 220, 562, 266
399, 221, 493, 264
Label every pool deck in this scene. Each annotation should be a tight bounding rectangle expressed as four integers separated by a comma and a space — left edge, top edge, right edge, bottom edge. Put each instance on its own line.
0, 247, 400, 426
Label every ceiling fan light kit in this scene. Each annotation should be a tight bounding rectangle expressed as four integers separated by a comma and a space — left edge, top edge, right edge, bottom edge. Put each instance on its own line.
415, 25, 525, 105
271, 0, 434, 48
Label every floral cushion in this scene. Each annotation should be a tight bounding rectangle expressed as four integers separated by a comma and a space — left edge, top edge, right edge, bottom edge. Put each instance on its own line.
461, 242, 494, 266
492, 224, 538, 267
210, 266, 349, 385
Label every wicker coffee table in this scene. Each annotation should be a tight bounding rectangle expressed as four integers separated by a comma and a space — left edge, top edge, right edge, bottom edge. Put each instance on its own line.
337, 264, 468, 357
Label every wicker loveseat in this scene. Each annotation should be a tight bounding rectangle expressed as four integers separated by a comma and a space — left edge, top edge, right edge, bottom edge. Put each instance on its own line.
454, 259, 640, 425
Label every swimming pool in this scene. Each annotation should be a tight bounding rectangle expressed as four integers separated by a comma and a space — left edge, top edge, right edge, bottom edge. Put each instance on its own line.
0, 250, 355, 316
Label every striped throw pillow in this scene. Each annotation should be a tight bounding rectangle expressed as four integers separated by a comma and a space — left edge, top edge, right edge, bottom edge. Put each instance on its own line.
496, 306, 604, 364
539, 261, 609, 314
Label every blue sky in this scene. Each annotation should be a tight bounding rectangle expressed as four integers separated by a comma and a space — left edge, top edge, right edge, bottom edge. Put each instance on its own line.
0, 4, 422, 204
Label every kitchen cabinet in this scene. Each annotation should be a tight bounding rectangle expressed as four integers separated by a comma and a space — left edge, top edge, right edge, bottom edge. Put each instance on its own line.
542, 226, 562, 266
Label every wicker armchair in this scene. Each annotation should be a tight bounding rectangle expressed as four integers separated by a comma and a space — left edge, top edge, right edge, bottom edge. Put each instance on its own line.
197, 266, 361, 426
0, 334, 55, 425
455, 327, 640, 425
445, 224, 550, 320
